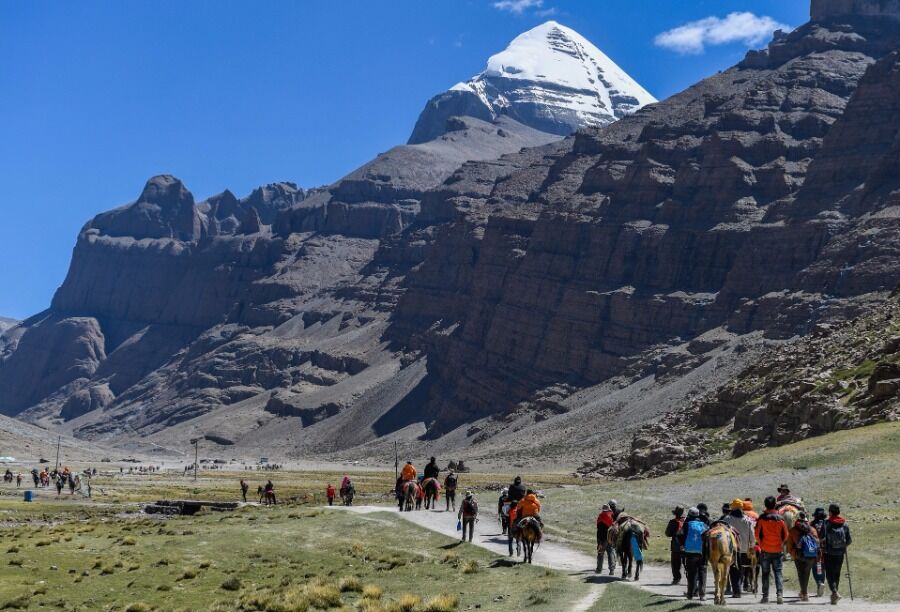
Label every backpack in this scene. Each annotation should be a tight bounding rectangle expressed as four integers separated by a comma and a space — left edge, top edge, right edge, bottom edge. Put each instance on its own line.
684, 520, 705, 554
826, 524, 848, 551
799, 533, 819, 558
462, 498, 477, 515
445, 475, 457, 489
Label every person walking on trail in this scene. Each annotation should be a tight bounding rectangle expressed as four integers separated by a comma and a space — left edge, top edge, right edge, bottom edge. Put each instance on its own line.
724, 498, 756, 599
811, 507, 828, 597
444, 471, 458, 511
696, 502, 711, 525
755, 495, 789, 604
458, 491, 478, 542
240, 479, 249, 503
423, 457, 439, 480
498, 488, 511, 534
326, 484, 336, 506
678, 506, 708, 600
16, 473, 22, 488
55, 476, 64, 496
507, 476, 526, 505
822, 504, 852, 605
789, 511, 821, 602
596, 504, 616, 575
664, 505, 685, 584
400, 461, 417, 482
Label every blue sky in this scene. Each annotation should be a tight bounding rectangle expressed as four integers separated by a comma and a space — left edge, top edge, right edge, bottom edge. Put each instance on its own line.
0, 1, 809, 319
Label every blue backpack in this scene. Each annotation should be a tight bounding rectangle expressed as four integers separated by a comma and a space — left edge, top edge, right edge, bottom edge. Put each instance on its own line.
799, 533, 819, 558
684, 520, 705, 554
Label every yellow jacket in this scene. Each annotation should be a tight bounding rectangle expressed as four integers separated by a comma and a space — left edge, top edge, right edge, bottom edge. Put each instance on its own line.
516, 493, 541, 517
400, 464, 417, 481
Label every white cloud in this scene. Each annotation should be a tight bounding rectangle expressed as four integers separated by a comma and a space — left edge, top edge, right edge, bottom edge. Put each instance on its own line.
654, 12, 790, 55
493, 0, 545, 15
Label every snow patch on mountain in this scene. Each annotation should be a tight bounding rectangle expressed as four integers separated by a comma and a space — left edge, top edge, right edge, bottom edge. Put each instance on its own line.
410, 21, 656, 144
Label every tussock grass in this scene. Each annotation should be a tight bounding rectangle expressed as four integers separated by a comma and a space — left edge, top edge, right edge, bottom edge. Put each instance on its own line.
461, 560, 479, 574
220, 577, 242, 591
124, 604, 152, 612
362, 584, 383, 600
422, 593, 459, 612
393, 593, 421, 612
339, 576, 363, 593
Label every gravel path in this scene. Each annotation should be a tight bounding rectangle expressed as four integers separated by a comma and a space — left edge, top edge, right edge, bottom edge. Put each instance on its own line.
337, 505, 894, 612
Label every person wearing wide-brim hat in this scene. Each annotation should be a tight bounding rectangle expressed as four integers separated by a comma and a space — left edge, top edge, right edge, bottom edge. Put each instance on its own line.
665, 505, 686, 584
776, 484, 791, 502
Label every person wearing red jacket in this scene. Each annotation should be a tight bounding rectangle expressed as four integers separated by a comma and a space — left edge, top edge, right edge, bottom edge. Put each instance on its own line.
326, 484, 336, 506
755, 496, 789, 605
596, 504, 615, 575
664, 505, 685, 584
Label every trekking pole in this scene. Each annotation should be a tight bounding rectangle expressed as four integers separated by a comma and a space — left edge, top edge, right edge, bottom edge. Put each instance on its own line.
845, 550, 854, 601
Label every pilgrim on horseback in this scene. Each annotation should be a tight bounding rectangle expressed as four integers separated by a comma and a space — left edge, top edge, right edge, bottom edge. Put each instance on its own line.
397, 461, 419, 512
515, 489, 542, 564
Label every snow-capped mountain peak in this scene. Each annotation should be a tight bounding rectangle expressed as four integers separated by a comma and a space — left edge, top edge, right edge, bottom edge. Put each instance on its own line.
410, 21, 656, 144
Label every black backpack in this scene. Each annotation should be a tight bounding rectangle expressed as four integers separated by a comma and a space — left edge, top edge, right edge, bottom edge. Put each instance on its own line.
826, 523, 848, 551
446, 475, 457, 488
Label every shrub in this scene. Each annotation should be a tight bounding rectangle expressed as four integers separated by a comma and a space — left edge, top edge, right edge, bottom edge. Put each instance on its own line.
221, 577, 242, 592
461, 560, 479, 574
423, 594, 459, 612
181, 569, 197, 580
305, 579, 341, 608
362, 585, 383, 600
339, 576, 363, 593
395, 594, 421, 612
1, 595, 30, 610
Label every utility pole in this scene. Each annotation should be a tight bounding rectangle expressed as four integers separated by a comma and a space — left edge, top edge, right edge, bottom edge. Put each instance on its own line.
54, 435, 61, 473
191, 438, 199, 482
394, 441, 398, 482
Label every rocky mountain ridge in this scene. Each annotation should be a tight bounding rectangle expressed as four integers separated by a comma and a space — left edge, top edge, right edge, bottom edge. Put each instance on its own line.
1, 4, 899, 464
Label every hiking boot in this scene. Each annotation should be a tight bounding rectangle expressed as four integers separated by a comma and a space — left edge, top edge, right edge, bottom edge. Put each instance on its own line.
816, 583, 825, 598
760, 596, 769, 604
777, 594, 784, 605
671, 579, 680, 585
608, 568, 614, 576
831, 591, 841, 605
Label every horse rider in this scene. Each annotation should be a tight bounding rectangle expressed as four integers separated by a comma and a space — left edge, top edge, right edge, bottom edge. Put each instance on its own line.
724, 498, 756, 600
597, 503, 616, 575
664, 505, 685, 584
755, 496, 789, 604
507, 476, 526, 505
444, 471, 458, 511
515, 489, 542, 528
423, 457, 439, 480
400, 461, 417, 482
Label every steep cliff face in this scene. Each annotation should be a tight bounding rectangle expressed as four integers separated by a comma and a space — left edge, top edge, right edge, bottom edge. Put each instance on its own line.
388, 15, 900, 436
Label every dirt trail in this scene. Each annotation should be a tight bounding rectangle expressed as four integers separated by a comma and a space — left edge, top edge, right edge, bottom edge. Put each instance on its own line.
338, 505, 894, 612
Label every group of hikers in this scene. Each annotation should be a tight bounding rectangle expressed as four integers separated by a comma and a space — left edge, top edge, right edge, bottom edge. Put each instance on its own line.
326, 475, 356, 506
659, 485, 852, 605
239, 478, 277, 504
9, 466, 92, 496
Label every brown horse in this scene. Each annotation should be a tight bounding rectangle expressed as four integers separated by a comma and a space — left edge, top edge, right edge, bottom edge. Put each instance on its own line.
518, 517, 542, 564
615, 517, 649, 581
400, 480, 419, 512
706, 522, 738, 605
746, 546, 760, 594
421, 477, 440, 510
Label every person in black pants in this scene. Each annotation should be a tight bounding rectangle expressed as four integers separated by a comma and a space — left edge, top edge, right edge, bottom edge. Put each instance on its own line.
678, 507, 708, 600
665, 505, 685, 584
822, 503, 852, 605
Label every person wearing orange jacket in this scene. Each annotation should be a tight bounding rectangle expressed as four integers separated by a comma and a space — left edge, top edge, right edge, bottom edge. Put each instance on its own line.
400, 461, 417, 482
515, 489, 543, 529
755, 496, 789, 605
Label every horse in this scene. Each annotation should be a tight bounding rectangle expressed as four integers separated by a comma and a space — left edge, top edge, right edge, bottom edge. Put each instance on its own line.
778, 502, 803, 557
615, 517, 650, 581
706, 522, 738, 606
400, 480, 419, 512
263, 490, 276, 505
421, 477, 440, 510
518, 517, 542, 564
